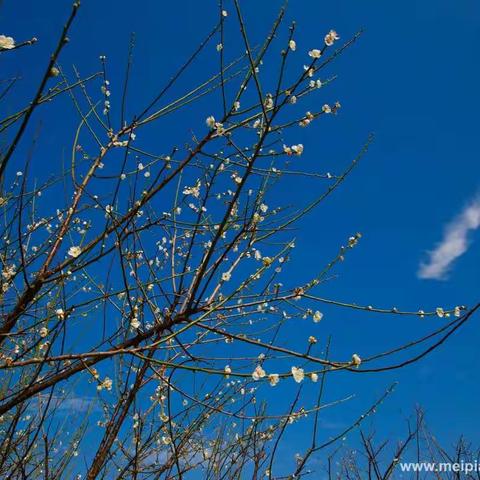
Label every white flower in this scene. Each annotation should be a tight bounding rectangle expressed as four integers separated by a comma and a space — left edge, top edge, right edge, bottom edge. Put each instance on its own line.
221, 272, 231, 282
214, 122, 225, 135
260, 203, 268, 213
68, 246, 82, 258
55, 308, 65, 320
308, 335, 317, 344
291, 144, 304, 156
39, 327, 48, 338
324, 29, 340, 47
252, 365, 266, 381
1, 264, 16, 280
0, 35, 15, 50
304, 65, 315, 77
222, 9, 228, 17
436, 307, 445, 318
103, 377, 113, 390
351, 353, 362, 367
289, 40, 296, 51
206, 116, 216, 129
313, 311, 323, 323
216, 43, 223, 52
183, 181, 201, 198
224, 365, 232, 377
322, 104, 332, 114
308, 49, 322, 59
269, 373, 280, 386
262, 257, 273, 267
310, 372, 319, 382
291, 366, 304, 383
131, 317, 140, 329
97, 376, 112, 391
454, 306, 461, 317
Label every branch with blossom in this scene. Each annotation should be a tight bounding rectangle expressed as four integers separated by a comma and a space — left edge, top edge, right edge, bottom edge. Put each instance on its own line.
0, 2, 475, 479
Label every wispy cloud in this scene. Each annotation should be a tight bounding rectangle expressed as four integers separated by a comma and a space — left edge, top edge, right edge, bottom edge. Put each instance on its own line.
418, 196, 480, 280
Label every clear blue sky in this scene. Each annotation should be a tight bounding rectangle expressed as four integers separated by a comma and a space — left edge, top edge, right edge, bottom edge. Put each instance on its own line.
3, 0, 480, 465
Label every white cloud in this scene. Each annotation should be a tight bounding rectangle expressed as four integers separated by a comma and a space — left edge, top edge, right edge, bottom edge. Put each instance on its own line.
418, 196, 480, 280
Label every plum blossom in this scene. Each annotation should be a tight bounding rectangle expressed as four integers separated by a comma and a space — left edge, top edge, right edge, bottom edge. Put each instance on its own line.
324, 29, 340, 46
291, 366, 304, 383
131, 317, 141, 329
183, 181, 201, 198
68, 246, 82, 258
252, 365, 266, 381
98, 376, 113, 391
221, 272, 231, 282
351, 353, 362, 367
206, 116, 216, 129
0, 35, 15, 50
269, 374, 280, 386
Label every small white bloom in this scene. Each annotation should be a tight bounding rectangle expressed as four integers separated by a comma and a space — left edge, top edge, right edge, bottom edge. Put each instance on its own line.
68, 246, 82, 258
308, 49, 322, 59
436, 307, 445, 318
39, 327, 48, 338
131, 317, 141, 329
310, 372, 319, 382
289, 40, 296, 51
291, 366, 304, 383
252, 365, 266, 381
313, 311, 323, 323
291, 144, 304, 156
206, 116, 216, 129
351, 353, 362, 367
55, 308, 65, 320
221, 272, 231, 282
103, 377, 113, 390
0, 35, 15, 50
269, 374, 280, 386
262, 257, 273, 267
324, 29, 340, 47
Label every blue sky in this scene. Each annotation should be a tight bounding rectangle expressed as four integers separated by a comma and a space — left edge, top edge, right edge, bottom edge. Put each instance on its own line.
3, 0, 480, 467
